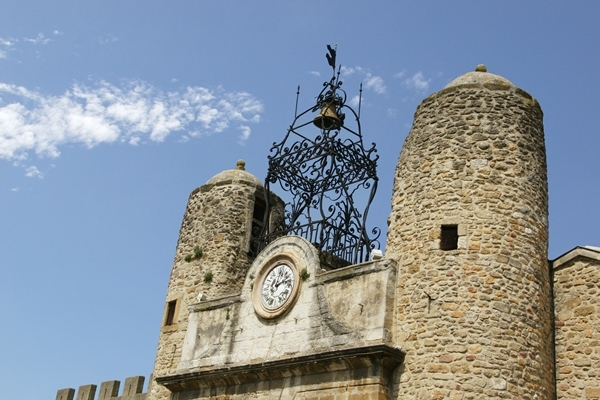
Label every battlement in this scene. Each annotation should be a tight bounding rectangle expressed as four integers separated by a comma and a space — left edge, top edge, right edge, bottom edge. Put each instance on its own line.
56, 375, 149, 400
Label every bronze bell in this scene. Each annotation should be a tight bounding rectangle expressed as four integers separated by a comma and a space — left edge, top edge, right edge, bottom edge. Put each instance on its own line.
313, 102, 342, 130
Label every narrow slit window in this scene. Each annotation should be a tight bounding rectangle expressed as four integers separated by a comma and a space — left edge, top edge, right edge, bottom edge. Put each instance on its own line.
249, 197, 266, 258
165, 300, 177, 326
440, 225, 458, 250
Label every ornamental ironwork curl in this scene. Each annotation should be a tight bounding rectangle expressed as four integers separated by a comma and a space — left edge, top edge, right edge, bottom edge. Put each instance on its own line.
255, 46, 380, 268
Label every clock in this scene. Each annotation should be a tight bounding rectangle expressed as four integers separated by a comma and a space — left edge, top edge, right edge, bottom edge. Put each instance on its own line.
261, 263, 295, 309
252, 258, 300, 319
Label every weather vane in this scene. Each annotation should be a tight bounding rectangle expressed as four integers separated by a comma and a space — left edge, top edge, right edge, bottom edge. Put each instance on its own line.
326, 44, 336, 70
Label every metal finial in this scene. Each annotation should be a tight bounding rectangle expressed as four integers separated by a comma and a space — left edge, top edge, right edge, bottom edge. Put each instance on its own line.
358, 83, 363, 119
294, 85, 300, 118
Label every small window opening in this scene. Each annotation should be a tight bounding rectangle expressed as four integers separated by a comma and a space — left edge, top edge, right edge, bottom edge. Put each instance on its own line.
440, 225, 458, 250
165, 300, 177, 326
249, 197, 266, 258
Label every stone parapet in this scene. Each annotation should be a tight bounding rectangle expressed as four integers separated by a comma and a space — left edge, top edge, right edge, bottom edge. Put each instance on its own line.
55, 376, 148, 400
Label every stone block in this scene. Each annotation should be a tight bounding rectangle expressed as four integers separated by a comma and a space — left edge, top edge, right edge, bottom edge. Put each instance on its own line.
98, 380, 120, 400
75, 384, 96, 400
122, 376, 145, 397
56, 388, 75, 400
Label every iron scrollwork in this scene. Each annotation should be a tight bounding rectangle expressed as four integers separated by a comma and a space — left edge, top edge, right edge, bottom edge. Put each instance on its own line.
256, 45, 381, 268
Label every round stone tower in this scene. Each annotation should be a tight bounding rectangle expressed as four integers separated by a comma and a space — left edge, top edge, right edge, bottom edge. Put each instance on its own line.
386, 66, 554, 398
148, 160, 282, 400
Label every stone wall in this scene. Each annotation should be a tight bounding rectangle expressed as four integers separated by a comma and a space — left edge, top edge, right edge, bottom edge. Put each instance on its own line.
158, 236, 401, 399
386, 68, 554, 399
553, 247, 600, 399
148, 164, 281, 400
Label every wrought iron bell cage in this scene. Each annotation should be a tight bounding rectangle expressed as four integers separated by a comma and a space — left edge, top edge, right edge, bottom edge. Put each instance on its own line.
255, 46, 381, 268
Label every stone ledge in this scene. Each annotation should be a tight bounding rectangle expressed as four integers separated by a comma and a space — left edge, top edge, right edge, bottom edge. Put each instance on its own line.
315, 259, 397, 285
552, 246, 600, 271
188, 294, 241, 312
157, 344, 404, 392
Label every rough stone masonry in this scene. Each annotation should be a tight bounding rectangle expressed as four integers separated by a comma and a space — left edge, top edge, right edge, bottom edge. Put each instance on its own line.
386, 65, 555, 399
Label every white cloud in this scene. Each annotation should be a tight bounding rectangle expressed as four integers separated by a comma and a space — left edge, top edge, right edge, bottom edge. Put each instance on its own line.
99, 35, 118, 44
349, 95, 361, 108
25, 165, 43, 178
53, 30, 63, 36
0, 37, 17, 59
0, 80, 263, 161
10, 187, 18, 192
404, 71, 431, 92
340, 66, 385, 95
341, 66, 363, 76
364, 73, 386, 94
0, 38, 16, 47
24, 33, 51, 45
393, 70, 406, 79
237, 125, 251, 145
387, 108, 398, 118
309, 71, 320, 77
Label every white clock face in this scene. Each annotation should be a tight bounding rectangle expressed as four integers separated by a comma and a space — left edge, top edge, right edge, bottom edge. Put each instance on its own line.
261, 263, 295, 310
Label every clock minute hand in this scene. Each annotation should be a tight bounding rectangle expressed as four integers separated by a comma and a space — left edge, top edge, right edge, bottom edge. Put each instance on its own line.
274, 267, 284, 287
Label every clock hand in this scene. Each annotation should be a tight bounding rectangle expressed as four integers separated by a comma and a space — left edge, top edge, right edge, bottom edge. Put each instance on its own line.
274, 267, 284, 287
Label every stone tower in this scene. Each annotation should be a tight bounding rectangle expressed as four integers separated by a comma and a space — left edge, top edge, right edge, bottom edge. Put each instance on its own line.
386, 66, 554, 399
147, 160, 282, 400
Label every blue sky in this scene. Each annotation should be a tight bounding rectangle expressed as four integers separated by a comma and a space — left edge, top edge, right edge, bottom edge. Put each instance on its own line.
1, 2, 599, 399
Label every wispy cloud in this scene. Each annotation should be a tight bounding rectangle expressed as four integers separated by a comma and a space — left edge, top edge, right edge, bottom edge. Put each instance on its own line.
340, 66, 386, 94
0, 37, 17, 59
53, 30, 64, 36
0, 38, 17, 47
404, 71, 431, 92
309, 71, 321, 77
340, 66, 362, 76
393, 70, 406, 79
99, 34, 118, 44
364, 74, 386, 94
237, 125, 251, 145
25, 165, 43, 178
24, 33, 51, 45
0, 80, 263, 161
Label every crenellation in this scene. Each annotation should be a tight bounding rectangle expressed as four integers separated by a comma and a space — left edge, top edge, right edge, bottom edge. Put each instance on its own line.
56, 376, 148, 400
56, 388, 75, 400
98, 380, 119, 400
75, 384, 96, 400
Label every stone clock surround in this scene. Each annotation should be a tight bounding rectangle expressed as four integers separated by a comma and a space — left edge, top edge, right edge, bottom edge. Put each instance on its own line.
160, 236, 401, 398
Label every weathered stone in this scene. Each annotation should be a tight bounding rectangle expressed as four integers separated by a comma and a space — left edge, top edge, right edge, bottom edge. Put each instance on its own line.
553, 248, 600, 400
385, 67, 553, 400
